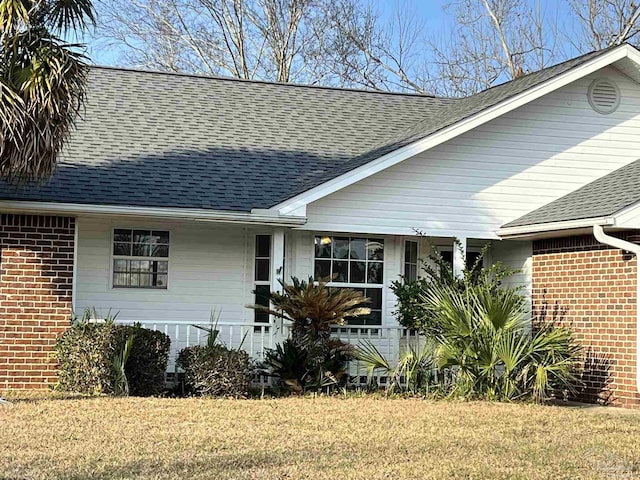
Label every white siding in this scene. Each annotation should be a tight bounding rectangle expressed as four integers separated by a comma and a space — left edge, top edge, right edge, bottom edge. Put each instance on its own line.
488, 239, 533, 313
76, 217, 256, 323
304, 67, 640, 238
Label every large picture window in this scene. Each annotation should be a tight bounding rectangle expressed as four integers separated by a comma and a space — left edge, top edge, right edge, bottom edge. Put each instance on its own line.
314, 236, 384, 325
112, 229, 169, 288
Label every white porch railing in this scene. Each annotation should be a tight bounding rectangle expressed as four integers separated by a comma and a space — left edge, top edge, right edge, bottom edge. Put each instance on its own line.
117, 320, 427, 384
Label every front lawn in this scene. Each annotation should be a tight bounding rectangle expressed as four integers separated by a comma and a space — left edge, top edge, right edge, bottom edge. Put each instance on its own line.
1, 396, 639, 479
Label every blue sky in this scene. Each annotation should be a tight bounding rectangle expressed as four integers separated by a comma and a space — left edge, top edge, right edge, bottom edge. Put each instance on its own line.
84, 0, 577, 67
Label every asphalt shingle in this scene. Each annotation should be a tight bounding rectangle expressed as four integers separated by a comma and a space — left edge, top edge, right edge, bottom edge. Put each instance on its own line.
0, 46, 618, 212
504, 159, 640, 228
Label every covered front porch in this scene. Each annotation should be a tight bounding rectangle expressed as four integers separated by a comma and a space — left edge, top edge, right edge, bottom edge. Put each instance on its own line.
74, 215, 528, 375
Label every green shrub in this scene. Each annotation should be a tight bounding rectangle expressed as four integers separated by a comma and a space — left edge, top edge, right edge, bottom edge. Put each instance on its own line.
177, 344, 253, 397
54, 321, 118, 395
390, 244, 582, 402
54, 313, 170, 396
264, 337, 353, 393
113, 325, 170, 396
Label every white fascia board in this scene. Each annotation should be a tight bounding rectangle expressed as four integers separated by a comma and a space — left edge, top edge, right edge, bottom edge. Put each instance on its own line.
0, 201, 307, 227
497, 216, 614, 238
609, 198, 640, 227
272, 45, 632, 216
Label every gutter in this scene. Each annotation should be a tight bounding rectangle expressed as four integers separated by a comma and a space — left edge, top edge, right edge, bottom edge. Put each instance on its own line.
0, 201, 307, 227
593, 225, 640, 394
497, 216, 614, 238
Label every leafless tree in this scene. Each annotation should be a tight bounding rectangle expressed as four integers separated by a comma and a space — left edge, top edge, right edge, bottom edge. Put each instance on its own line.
95, 0, 320, 83
425, 0, 559, 96
93, 0, 640, 97
567, 0, 640, 50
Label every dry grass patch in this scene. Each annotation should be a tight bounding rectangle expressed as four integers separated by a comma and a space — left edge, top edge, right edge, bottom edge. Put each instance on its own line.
1, 396, 639, 479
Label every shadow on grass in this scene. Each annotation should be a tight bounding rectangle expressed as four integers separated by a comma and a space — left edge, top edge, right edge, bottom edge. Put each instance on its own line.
48, 451, 287, 480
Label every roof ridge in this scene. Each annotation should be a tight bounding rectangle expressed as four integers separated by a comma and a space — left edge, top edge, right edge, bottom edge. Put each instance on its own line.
464, 43, 627, 99
87, 64, 452, 99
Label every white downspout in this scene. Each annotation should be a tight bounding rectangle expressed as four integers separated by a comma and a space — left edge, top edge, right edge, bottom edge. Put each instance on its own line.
593, 225, 640, 393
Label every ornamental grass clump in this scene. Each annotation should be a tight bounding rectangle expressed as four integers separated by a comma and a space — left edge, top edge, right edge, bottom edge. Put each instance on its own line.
391, 245, 582, 402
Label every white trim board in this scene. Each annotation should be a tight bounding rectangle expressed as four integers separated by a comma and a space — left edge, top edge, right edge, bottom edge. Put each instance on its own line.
271, 44, 638, 216
0, 201, 307, 226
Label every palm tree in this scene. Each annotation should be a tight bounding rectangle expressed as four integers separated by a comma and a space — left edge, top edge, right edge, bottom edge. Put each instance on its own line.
0, 0, 95, 181
249, 276, 371, 344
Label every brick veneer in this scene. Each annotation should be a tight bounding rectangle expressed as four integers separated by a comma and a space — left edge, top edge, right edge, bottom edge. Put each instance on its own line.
532, 233, 640, 407
0, 214, 75, 389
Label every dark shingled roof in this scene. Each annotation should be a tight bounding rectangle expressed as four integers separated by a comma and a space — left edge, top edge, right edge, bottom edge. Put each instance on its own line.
503, 159, 640, 228
0, 46, 617, 212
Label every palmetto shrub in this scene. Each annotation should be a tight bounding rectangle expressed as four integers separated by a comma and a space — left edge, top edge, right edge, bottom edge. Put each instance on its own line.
391, 247, 581, 402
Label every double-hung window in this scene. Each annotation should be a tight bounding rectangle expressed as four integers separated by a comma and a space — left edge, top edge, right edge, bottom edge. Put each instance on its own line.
254, 235, 271, 324
314, 236, 384, 325
112, 229, 169, 288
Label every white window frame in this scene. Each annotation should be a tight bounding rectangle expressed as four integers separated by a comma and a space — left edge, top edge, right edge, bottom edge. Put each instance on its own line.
313, 234, 385, 326
253, 234, 272, 324
110, 227, 171, 290
403, 239, 419, 282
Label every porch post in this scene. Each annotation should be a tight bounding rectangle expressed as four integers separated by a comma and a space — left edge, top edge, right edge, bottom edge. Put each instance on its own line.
271, 229, 285, 293
453, 236, 466, 278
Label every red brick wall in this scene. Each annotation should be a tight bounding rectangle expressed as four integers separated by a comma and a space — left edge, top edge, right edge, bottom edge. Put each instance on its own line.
0, 214, 75, 389
532, 233, 639, 408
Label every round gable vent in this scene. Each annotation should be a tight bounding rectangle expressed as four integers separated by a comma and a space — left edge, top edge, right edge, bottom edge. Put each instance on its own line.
588, 78, 620, 114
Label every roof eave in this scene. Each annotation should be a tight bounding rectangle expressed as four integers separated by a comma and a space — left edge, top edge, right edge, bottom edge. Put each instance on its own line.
0, 200, 307, 227
497, 216, 615, 239
270, 44, 636, 215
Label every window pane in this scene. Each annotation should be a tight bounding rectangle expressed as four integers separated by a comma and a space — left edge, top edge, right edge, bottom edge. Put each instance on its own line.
405, 241, 418, 263
467, 251, 482, 267
129, 260, 140, 272
132, 243, 151, 257
114, 229, 131, 243
155, 274, 168, 288
113, 272, 128, 286
138, 260, 151, 273
256, 235, 271, 258
314, 236, 332, 258
139, 273, 152, 287
350, 261, 366, 283
350, 238, 366, 260
333, 237, 350, 259
255, 284, 271, 323
113, 259, 128, 272
157, 261, 168, 273
133, 229, 150, 244
367, 311, 382, 325
365, 288, 382, 309
440, 250, 453, 266
255, 258, 270, 281
113, 243, 131, 256
332, 260, 348, 282
367, 239, 384, 260
151, 231, 169, 244
314, 260, 331, 281
129, 273, 140, 287
151, 244, 169, 257
367, 262, 383, 284
405, 264, 417, 282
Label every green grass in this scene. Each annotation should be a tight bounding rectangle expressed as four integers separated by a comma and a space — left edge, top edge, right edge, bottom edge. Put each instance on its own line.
1, 395, 639, 479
